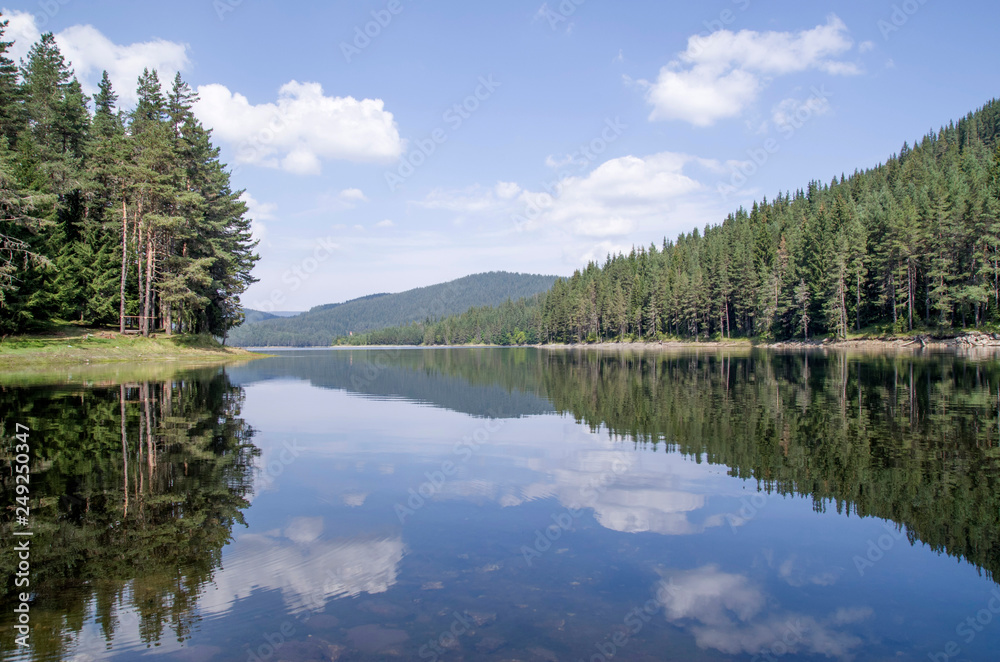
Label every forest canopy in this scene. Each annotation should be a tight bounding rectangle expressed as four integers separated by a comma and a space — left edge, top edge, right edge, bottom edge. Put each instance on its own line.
0, 17, 259, 337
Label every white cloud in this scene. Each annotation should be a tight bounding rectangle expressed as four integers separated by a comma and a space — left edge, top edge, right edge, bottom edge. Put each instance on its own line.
516, 152, 705, 237
339, 188, 369, 203
858, 40, 876, 53
3, 10, 190, 106
375, 219, 395, 228
420, 152, 706, 240
418, 184, 511, 214
771, 95, 831, 129
239, 192, 276, 245
194, 81, 404, 174
495, 181, 522, 200
641, 15, 859, 126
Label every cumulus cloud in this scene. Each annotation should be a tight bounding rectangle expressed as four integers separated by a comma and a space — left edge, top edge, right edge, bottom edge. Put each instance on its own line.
194, 81, 404, 174
641, 15, 859, 126
516, 152, 705, 237
239, 192, 276, 246
339, 188, 369, 203
3, 10, 190, 106
418, 152, 707, 241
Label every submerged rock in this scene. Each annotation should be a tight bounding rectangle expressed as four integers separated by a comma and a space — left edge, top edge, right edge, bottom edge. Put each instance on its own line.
347, 624, 410, 654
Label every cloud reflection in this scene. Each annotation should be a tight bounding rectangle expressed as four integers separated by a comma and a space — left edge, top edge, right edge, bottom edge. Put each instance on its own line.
657, 565, 869, 660
201, 517, 405, 616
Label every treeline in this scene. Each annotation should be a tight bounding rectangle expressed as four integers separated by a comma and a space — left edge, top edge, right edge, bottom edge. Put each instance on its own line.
359, 99, 1000, 345
232, 272, 557, 347
336, 295, 545, 346
0, 18, 258, 337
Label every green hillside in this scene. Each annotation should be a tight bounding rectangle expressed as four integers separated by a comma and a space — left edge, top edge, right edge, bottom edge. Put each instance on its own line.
242, 309, 279, 325
228, 272, 559, 347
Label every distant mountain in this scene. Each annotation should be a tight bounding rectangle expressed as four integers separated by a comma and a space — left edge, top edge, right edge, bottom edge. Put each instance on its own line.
241, 310, 306, 325
242, 309, 278, 325
228, 272, 559, 347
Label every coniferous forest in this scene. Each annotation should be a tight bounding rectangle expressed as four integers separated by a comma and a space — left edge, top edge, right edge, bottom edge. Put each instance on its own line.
0, 19, 258, 337
346, 99, 1000, 346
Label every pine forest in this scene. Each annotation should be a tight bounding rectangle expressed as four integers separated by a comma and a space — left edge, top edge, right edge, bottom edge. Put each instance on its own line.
0, 20, 258, 338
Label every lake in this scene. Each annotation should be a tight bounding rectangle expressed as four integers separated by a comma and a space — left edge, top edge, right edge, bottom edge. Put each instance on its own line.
2, 347, 1000, 661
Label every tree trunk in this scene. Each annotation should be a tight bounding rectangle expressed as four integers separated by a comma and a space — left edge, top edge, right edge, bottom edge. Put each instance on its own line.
136, 208, 144, 333
856, 273, 861, 331
119, 200, 128, 334
907, 262, 914, 331
142, 235, 154, 337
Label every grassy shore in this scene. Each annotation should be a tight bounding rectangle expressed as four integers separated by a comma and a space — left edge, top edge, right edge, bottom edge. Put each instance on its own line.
0, 323, 262, 371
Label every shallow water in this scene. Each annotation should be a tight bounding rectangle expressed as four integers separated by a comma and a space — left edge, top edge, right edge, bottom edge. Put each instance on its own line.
2, 348, 1000, 661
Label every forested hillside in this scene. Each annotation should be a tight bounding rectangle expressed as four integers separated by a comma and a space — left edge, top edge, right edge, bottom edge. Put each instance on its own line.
0, 19, 258, 337
351, 99, 1000, 345
228, 272, 558, 346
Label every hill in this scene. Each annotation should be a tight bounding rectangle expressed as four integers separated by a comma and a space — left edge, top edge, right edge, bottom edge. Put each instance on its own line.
228, 272, 559, 347
242, 309, 279, 325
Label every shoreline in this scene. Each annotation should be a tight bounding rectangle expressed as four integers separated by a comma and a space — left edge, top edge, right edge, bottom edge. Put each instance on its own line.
310, 331, 1000, 353
0, 325, 263, 371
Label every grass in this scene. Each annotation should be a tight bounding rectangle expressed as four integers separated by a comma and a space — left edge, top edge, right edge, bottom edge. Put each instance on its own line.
0, 321, 263, 371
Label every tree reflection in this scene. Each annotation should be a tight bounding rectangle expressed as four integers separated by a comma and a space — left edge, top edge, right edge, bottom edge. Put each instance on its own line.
0, 370, 258, 661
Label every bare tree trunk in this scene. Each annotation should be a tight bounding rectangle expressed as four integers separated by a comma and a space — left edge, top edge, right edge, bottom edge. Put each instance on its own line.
135, 207, 144, 333
119, 199, 128, 334
908, 262, 914, 331
142, 235, 154, 337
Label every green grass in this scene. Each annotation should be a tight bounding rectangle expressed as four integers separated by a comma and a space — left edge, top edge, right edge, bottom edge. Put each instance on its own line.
0, 322, 261, 370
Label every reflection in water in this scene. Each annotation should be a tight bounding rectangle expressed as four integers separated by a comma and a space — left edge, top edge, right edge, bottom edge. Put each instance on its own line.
199, 517, 405, 617
2, 348, 1000, 660
0, 371, 258, 661
656, 565, 871, 659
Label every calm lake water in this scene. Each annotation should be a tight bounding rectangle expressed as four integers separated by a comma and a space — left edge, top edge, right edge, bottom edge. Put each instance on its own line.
3, 348, 1000, 661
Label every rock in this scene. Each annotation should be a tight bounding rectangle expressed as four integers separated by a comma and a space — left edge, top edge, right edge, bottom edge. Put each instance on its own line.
476, 636, 507, 653
468, 611, 497, 627
347, 624, 410, 654
274, 636, 343, 662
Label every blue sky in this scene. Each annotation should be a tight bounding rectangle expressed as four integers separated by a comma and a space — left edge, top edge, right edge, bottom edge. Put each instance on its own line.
2, 0, 998, 311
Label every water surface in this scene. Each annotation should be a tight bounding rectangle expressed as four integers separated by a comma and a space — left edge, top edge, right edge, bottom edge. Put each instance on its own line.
2, 348, 1000, 661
